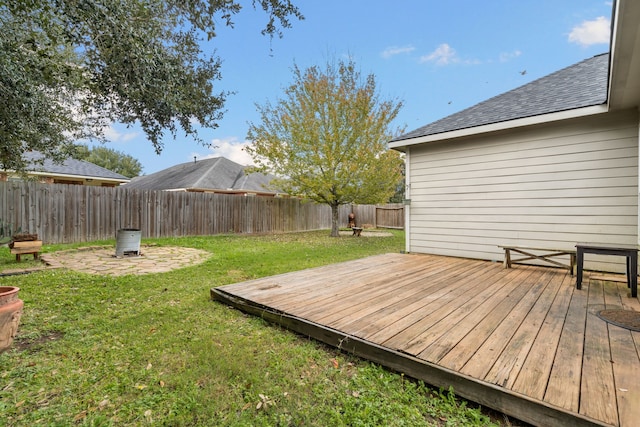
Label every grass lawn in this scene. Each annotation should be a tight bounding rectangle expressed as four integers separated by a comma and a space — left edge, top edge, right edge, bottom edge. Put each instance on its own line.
1, 230, 509, 426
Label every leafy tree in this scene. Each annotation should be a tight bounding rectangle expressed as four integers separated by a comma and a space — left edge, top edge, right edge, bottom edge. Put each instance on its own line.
72, 145, 143, 178
388, 160, 406, 203
0, 0, 302, 173
246, 58, 405, 237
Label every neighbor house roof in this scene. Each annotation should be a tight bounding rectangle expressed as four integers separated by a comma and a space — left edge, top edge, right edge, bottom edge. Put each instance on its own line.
23, 151, 130, 183
391, 53, 610, 144
124, 157, 278, 195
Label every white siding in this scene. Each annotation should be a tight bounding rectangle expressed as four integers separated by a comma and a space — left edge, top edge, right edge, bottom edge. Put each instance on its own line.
407, 109, 639, 273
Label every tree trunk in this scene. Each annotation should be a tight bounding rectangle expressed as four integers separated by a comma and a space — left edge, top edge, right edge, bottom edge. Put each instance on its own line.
330, 203, 340, 237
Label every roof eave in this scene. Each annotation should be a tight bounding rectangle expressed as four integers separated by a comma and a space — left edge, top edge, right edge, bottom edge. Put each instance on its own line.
185, 187, 281, 196
26, 171, 130, 183
389, 104, 609, 151
607, 0, 640, 111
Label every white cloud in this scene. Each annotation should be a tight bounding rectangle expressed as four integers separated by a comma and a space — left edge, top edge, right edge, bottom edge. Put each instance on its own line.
568, 16, 611, 46
499, 50, 522, 62
419, 44, 483, 66
380, 45, 415, 59
195, 137, 254, 166
103, 125, 140, 143
420, 43, 458, 65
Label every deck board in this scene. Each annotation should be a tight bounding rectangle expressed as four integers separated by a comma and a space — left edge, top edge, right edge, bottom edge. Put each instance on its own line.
302, 256, 454, 322
355, 260, 497, 342
483, 269, 564, 389
511, 273, 575, 400
581, 279, 618, 425
604, 281, 640, 427
457, 269, 564, 381
379, 266, 530, 351
544, 268, 589, 412
212, 252, 640, 427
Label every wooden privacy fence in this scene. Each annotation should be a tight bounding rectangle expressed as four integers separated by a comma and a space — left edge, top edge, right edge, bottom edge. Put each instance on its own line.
340, 204, 405, 229
0, 182, 404, 244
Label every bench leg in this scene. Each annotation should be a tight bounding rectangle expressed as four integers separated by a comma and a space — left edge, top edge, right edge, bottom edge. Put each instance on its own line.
14, 252, 39, 262
503, 249, 511, 268
570, 254, 575, 276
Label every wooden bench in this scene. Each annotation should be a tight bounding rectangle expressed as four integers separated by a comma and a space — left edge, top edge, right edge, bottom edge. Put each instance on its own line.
499, 245, 576, 275
352, 227, 363, 236
10, 240, 43, 262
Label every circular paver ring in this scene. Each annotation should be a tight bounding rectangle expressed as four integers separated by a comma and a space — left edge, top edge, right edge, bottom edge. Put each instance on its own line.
40, 246, 210, 276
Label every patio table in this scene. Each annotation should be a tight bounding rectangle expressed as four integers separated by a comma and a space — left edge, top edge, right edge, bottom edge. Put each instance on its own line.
576, 243, 639, 297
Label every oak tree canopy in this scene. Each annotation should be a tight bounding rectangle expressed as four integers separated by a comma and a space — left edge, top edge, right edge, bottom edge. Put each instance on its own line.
0, 0, 302, 173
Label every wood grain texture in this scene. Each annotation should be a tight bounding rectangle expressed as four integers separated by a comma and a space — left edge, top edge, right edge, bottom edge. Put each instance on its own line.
214, 252, 640, 426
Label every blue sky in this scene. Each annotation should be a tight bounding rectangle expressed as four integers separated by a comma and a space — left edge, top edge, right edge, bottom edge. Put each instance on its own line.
98, 1, 614, 175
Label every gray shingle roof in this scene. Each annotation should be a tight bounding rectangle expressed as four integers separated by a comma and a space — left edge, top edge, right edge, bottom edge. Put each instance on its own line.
392, 53, 610, 142
24, 151, 129, 181
124, 157, 276, 193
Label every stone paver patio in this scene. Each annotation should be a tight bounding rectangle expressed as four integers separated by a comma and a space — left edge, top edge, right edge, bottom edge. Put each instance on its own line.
39, 246, 209, 276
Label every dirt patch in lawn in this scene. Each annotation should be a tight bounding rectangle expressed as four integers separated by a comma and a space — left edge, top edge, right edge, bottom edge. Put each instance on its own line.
12, 331, 65, 353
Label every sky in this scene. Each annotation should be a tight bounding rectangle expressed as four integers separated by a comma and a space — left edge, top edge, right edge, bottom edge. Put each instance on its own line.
95, 1, 614, 175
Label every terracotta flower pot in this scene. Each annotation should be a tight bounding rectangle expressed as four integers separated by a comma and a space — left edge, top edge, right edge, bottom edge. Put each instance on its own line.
0, 286, 23, 353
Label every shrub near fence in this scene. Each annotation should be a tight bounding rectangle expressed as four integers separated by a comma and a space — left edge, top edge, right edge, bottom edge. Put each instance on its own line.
0, 182, 404, 244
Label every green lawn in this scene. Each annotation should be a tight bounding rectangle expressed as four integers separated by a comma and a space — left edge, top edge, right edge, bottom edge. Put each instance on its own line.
0, 230, 508, 426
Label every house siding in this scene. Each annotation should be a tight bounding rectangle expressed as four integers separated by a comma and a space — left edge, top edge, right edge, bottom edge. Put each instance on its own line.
406, 108, 639, 273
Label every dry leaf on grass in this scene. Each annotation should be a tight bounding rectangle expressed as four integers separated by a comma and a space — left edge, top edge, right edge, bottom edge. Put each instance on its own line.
256, 394, 274, 410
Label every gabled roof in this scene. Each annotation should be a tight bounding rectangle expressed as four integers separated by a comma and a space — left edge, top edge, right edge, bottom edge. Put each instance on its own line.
124, 157, 277, 194
391, 53, 610, 144
24, 151, 130, 182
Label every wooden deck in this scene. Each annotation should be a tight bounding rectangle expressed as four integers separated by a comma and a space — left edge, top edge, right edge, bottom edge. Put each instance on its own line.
211, 253, 640, 427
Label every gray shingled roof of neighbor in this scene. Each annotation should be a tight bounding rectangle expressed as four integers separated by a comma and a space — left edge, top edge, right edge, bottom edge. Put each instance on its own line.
24, 151, 130, 181
124, 157, 277, 193
392, 52, 610, 142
